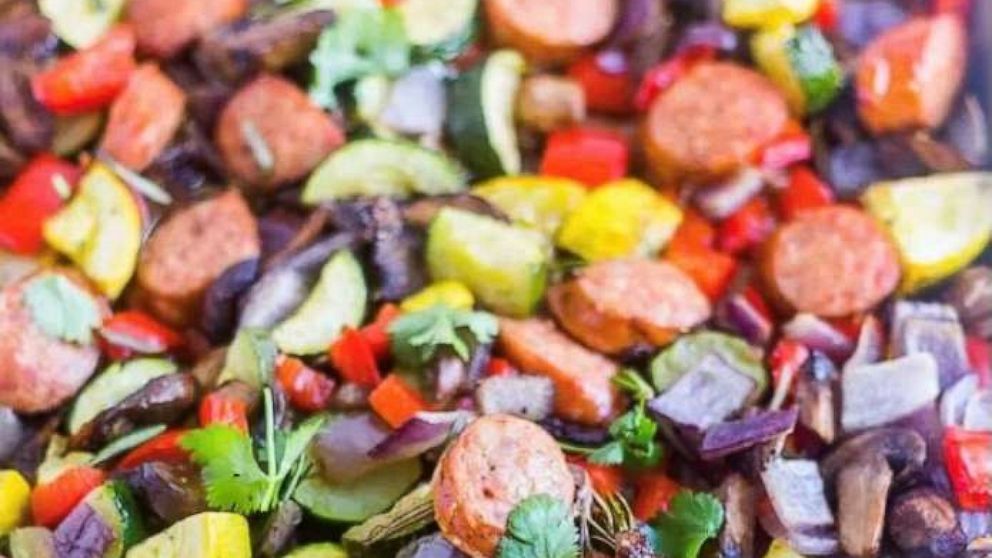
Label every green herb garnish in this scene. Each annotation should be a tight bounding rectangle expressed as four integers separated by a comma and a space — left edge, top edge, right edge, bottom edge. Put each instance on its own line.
388, 304, 498, 368
496, 494, 579, 558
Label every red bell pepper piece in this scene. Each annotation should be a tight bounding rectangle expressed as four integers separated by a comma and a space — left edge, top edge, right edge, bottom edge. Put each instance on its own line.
116, 429, 190, 471
540, 127, 629, 187
777, 166, 835, 220
634, 45, 716, 111
0, 154, 81, 254
568, 455, 624, 496
368, 374, 427, 428
199, 392, 249, 433
943, 427, 992, 510
813, 0, 839, 32
754, 121, 813, 170
31, 466, 106, 528
668, 209, 717, 251
717, 197, 776, 254
360, 303, 400, 361
98, 310, 184, 360
568, 50, 634, 115
632, 472, 681, 521
31, 25, 137, 115
934, 0, 970, 16
484, 357, 514, 377
276, 356, 336, 413
330, 327, 382, 387
966, 336, 990, 388
770, 338, 810, 403
667, 246, 738, 301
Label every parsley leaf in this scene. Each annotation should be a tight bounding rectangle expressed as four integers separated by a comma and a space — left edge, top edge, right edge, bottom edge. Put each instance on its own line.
309, 7, 410, 109
496, 494, 579, 558
23, 274, 102, 345
388, 305, 498, 369
652, 490, 724, 558
588, 402, 662, 470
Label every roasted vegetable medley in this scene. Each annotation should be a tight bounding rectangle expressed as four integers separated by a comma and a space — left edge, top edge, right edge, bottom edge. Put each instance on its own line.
0, 0, 990, 557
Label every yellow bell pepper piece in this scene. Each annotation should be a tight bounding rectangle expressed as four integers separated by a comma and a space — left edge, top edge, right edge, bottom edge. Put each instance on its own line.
126, 512, 251, 558
862, 173, 992, 294
0, 470, 31, 536
556, 179, 682, 262
764, 539, 806, 558
724, 0, 819, 29
751, 24, 807, 114
400, 280, 475, 313
472, 176, 587, 237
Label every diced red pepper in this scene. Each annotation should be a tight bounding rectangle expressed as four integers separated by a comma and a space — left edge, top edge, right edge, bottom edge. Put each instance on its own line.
934, 0, 970, 16
668, 209, 717, 252
568, 50, 634, 115
742, 285, 774, 323
98, 310, 184, 360
634, 45, 716, 111
368, 374, 427, 429
632, 472, 681, 521
777, 166, 835, 220
330, 327, 382, 387
813, 0, 839, 32
568, 456, 624, 496
966, 336, 990, 388
943, 427, 992, 510
452, 41, 485, 72
667, 246, 738, 302
31, 466, 106, 528
770, 338, 810, 395
717, 198, 776, 254
276, 356, 336, 413
31, 25, 137, 115
540, 127, 629, 187
116, 429, 190, 471
754, 121, 813, 170
360, 303, 400, 361
199, 392, 249, 433
484, 357, 514, 377
0, 154, 82, 254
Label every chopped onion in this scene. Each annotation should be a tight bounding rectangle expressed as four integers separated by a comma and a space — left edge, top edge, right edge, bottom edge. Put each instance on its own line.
783, 313, 854, 362
890, 301, 970, 388
693, 167, 764, 220
716, 292, 773, 347
761, 458, 835, 534
841, 353, 941, 432
843, 315, 885, 373
940, 375, 979, 427
648, 354, 755, 430
368, 411, 472, 461
963, 389, 992, 432
700, 408, 798, 460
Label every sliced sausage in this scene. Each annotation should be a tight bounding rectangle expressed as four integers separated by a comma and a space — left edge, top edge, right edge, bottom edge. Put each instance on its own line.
100, 64, 186, 171
0, 270, 108, 413
498, 318, 619, 425
433, 414, 575, 558
762, 205, 900, 317
549, 259, 711, 354
484, 0, 619, 64
137, 189, 259, 326
215, 74, 344, 190
127, 0, 248, 59
644, 62, 788, 181
856, 14, 966, 135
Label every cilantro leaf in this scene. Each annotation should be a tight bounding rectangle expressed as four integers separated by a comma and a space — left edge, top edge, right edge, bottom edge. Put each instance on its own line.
388, 305, 498, 369
309, 7, 410, 109
217, 328, 278, 389
182, 425, 272, 514
652, 490, 724, 558
588, 440, 625, 465
23, 274, 102, 345
589, 403, 662, 470
612, 368, 655, 401
496, 494, 579, 558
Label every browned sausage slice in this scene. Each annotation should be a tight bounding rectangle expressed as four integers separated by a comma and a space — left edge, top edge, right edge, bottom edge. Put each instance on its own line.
644, 62, 788, 182
856, 14, 966, 135
215, 74, 345, 190
762, 205, 900, 317
433, 414, 575, 558
0, 270, 108, 413
100, 64, 186, 171
498, 318, 619, 426
484, 0, 619, 64
549, 259, 711, 354
127, 0, 248, 59
137, 189, 259, 326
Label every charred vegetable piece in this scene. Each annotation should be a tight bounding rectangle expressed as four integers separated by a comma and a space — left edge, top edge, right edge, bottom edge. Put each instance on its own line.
342, 484, 434, 557
887, 488, 966, 557
68, 359, 177, 435
124, 460, 207, 525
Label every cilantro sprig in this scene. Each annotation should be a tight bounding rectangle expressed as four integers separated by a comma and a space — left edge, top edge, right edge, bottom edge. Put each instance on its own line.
496, 494, 579, 558
23, 274, 102, 345
181, 388, 325, 514
388, 304, 498, 369
652, 490, 724, 558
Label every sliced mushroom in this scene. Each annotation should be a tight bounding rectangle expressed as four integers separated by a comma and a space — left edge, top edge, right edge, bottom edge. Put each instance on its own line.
760, 458, 835, 535
888, 488, 967, 557
820, 428, 926, 483
795, 353, 837, 443
256, 500, 302, 557
718, 473, 756, 558
515, 74, 586, 133
475, 374, 555, 422
837, 453, 891, 557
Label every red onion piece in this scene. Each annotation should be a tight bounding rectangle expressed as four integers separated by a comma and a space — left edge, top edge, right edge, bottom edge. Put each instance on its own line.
783, 313, 854, 362
368, 411, 472, 461
716, 291, 773, 347
700, 408, 798, 460
693, 167, 764, 220
677, 22, 739, 53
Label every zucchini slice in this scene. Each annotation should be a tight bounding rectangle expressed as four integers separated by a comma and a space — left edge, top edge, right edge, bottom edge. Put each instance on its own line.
39, 0, 127, 49
398, 0, 477, 60
446, 50, 525, 179
302, 139, 465, 203
294, 459, 422, 523
273, 250, 367, 355
68, 359, 177, 435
